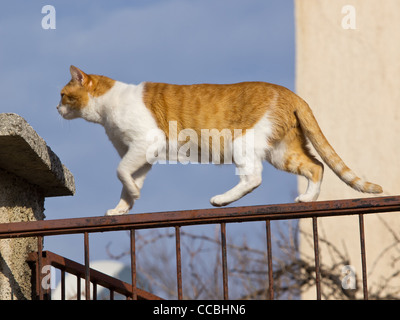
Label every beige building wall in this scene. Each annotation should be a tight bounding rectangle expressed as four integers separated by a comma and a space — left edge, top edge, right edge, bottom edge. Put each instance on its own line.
295, 0, 400, 299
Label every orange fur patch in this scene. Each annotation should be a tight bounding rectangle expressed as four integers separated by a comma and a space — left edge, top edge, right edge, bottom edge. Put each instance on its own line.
60, 66, 115, 110
142, 81, 288, 139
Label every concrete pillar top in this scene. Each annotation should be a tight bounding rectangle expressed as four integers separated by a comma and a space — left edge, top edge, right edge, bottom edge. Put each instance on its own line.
0, 113, 75, 197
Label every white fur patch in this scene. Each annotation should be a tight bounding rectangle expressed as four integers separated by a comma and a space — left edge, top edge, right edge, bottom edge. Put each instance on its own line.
88, 81, 162, 158
342, 170, 356, 183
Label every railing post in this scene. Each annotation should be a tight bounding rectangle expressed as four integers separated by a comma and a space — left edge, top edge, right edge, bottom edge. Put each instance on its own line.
175, 226, 183, 300
265, 220, 274, 300
358, 214, 369, 300
130, 229, 137, 300
220, 223, 229, 300
84, 232, 90, 300
312, 217, 322, 300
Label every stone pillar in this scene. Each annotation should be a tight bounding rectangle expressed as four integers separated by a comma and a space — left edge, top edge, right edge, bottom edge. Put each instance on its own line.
0, 113, 75, 300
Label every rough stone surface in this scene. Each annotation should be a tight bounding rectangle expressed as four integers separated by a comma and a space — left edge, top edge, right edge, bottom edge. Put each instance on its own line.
0, 113, 75, 299
0, 169, 44, 300
0, 113, 75, 197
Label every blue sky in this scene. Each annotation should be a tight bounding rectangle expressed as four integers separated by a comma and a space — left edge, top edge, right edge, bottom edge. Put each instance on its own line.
0, 1, 296, 265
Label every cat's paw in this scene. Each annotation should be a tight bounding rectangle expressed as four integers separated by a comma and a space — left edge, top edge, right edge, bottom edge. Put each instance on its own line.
295, 193, 317, 203
210, 195, 229, 207
105, 207, 130, 216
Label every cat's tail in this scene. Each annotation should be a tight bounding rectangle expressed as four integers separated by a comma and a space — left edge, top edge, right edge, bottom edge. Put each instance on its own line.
295, 98, 383, 194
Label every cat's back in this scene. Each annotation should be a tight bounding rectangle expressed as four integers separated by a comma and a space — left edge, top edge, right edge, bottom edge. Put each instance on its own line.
142, 81, 291, 135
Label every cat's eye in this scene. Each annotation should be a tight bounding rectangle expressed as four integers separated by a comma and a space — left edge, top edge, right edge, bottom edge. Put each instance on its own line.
61, 93, 65, 98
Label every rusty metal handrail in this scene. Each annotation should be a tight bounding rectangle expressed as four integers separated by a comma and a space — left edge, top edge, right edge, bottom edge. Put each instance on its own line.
0, 196, 399, 239
2, 195, 399, 300
27, 250, 162, 300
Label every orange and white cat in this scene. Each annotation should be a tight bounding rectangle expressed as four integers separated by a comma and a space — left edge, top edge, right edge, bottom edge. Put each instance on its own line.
57, 66, 382, 215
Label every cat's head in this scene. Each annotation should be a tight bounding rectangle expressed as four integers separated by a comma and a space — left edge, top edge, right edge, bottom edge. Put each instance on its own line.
57, 66, 115, 120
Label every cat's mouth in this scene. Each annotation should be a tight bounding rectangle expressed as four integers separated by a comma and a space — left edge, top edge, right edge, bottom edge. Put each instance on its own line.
57, 105, 77, 119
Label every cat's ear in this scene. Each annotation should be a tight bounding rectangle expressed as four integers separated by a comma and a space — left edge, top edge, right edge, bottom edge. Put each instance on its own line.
70, 65, 88, 85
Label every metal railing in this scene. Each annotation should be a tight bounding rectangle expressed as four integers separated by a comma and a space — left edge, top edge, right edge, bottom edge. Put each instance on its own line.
1, 195, 399, 300
26, 250, 162, 300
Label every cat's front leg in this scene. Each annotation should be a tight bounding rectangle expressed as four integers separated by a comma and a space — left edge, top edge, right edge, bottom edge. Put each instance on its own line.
106, 187, 132, 216
105, 159, 152, 216
105, 132, 161, 216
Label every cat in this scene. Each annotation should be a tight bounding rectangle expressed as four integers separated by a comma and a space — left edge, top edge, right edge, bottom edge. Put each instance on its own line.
57, 65, 382, 216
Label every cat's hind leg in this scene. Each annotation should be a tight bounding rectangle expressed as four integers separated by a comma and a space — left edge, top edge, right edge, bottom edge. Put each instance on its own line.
294, 160, 323, 203
279, 140, 324, 203
210, 161, 263, 207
